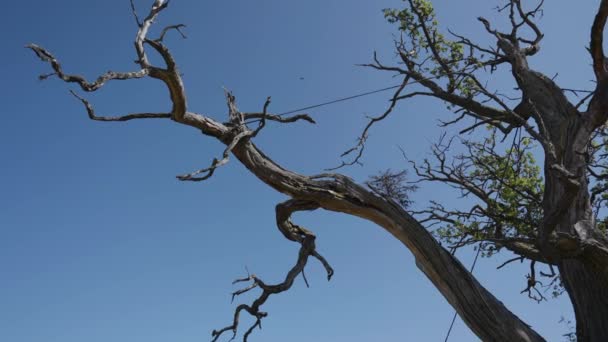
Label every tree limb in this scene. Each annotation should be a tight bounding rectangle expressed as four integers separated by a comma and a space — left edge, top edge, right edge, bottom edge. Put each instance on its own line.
212, 199, 333, 341
27, 44, 148, 91
70, 90, 171, 121
590, 0, 608, 81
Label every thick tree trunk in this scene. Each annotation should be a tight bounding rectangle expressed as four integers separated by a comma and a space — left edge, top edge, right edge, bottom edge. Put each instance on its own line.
560, 260, 608, 341
549, 169, 608, 341
542, 116, 608, 341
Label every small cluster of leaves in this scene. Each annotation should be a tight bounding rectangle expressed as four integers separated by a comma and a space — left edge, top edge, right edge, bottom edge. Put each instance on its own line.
383, 0, 483, 97
383, 1, 461, 61
367, 169, 418, 209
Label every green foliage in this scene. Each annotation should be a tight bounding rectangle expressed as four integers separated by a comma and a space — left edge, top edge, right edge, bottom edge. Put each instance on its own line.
383, 0, 481, 96
429, 130, 544, 256
471, 134, 543, 236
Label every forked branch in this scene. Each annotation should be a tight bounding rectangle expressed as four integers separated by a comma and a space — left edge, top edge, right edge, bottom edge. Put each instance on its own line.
212, 200, 333, 342
330, 76, 411, 169
177, 129, 252, 182
27, 44, 148, 91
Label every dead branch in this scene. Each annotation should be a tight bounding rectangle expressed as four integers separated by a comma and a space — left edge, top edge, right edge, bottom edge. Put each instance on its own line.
520, 261, 547, 303
329, 76, 411, 169
27, 44, 148, 92
156, 24, 187, 42
212, 200, 333, 342
70, 90, 171, 121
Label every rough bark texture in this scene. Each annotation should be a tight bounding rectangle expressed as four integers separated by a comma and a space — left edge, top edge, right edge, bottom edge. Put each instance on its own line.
489, 9, 608, 338
229, 141, 545, 342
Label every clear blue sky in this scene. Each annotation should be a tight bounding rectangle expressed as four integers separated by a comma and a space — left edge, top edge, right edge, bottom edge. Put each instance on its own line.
1, 1, 596, 341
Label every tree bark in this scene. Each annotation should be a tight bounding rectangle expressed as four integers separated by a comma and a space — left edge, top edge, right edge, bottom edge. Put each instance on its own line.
521, 67, 608, 341
222, 136, 545, 341
544, 124, 608, 341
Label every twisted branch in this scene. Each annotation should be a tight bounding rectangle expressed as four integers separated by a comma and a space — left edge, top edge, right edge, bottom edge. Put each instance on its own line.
27, 44, 148, 91
212, 199, 333, 342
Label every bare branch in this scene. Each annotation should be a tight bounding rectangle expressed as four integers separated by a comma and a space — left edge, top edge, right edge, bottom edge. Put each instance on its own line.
156, 24, 187, 42
70, 90, 171, 121
520, 261, 547, 303
329, 76, 411, 170
134, 0, 170, 68
213, 200, 333, 342
250, 97, 271, 137
575, 91, 595, 110
26, 44, 148, 92
590, 0, 608, 81
513, 0, 545, 55
129, 0, 142, 27
176, 130, 252, 182
243, 112, 315, 125
497, 256, 524, 270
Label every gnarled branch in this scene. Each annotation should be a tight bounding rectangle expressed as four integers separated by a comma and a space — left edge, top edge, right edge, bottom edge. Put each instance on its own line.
27, 44, 148, 91
212, 199, 333, 342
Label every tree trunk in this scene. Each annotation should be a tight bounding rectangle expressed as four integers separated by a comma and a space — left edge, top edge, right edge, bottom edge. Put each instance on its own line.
543, 117, 608, 341
560, 260, 608, 341
550, 167, 608, 341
